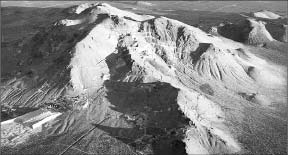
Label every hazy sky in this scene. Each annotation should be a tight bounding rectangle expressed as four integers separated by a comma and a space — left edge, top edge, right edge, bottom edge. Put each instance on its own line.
1, 1, 287, 16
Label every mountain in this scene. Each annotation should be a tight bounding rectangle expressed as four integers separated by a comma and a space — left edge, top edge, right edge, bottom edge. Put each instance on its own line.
1, 3, 287, 155
214, 18, 274, 45
211, 17, 288, 53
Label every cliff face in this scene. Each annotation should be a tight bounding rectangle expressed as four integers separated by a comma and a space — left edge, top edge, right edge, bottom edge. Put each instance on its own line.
1, 3, 287, 155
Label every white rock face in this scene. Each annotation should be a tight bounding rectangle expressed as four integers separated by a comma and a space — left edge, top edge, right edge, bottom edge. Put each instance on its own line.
56, 19, 83, 26
253, 10, 282, 19
282, 24, 288, 42
247, 18, 274, 43
70, 3, 99, 14
56, 3, 154, 27
1, 109, 61, 147
135, 1, 155, 6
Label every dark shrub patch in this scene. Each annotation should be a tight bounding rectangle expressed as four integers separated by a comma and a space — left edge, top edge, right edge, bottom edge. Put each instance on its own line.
199, 83, 214, 96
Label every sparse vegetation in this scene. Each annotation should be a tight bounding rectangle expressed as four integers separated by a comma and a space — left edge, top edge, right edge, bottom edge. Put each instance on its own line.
199, 83, 214, 96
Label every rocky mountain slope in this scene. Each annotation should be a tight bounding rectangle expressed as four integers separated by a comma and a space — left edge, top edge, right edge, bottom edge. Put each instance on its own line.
1, 3, 287, 155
